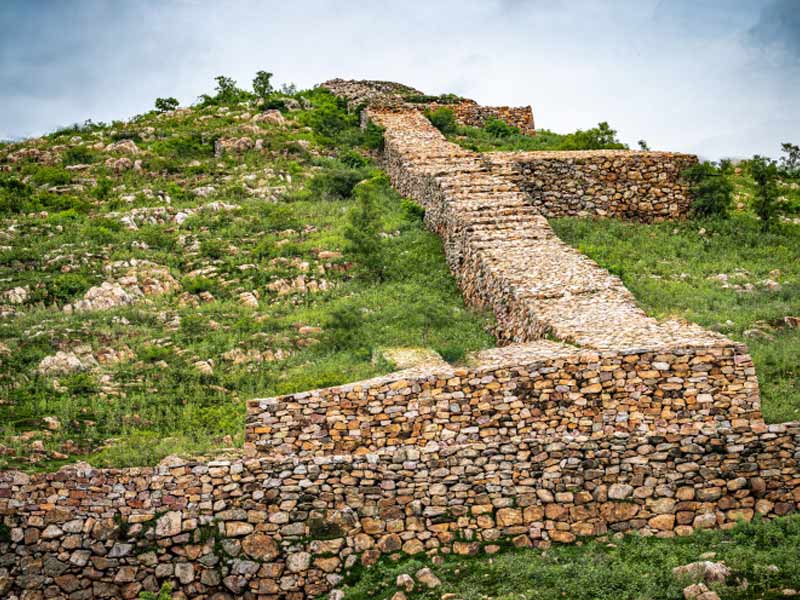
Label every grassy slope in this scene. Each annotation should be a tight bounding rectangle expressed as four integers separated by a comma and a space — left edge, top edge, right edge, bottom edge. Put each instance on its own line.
338, 516, 800, 600
0, 88, 494, 471
551, 207, 800, 423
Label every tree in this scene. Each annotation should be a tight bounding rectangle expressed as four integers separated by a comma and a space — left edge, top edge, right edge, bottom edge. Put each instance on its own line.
683, 162, 732, 218
750, 155, 781, 231
344, 184, 385, 281
154, 97, 179, 113
252, 70, 274, 101
637, 139, 650, 151
780, 142, 799, 178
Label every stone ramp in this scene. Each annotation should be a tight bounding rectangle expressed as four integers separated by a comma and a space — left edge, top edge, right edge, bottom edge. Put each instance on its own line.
367, 107, 731, 354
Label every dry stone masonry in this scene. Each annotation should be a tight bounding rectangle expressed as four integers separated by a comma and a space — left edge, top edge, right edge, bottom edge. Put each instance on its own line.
486, 150, 696, 221
1, 80, 798, 600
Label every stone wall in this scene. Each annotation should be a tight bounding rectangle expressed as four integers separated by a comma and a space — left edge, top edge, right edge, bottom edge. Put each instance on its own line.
486, 150, 697, 221
3, 423, 800, 599
323, 79, 535, 136
246, 342, 760, 458
1, 80, 797, 599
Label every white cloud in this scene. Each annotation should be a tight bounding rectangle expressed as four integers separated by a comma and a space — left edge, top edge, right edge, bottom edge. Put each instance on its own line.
1, 0, 798, 159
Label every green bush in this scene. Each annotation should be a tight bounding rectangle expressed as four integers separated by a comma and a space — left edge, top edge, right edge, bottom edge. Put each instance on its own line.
307, 167, 367, 201
30, 166, 72, 187
559, 121, 627, 150
425, 107, 458, 135
91, 177, 113, 200
47, 272, 95, 304
344, 183, 386, 281
483, 118, 519, 138
324, 303, 365, 350
750, 155, 782, 231
683, 162, 733, 218
61, 145, 97, 166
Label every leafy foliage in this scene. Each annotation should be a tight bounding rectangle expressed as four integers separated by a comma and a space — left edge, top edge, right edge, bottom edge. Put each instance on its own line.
779, 142, 799, 178
750, 155, 781, 231
483, 118, 519, 138
252, 70, 274, 101
558, 121, 627, 150
154, 97, 179, 113
425, 107, 458, 135
344, 179, 386, 282
683, 162, 733, 218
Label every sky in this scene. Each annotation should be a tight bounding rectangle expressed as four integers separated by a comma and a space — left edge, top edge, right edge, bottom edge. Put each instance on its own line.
1, 0, 799, 159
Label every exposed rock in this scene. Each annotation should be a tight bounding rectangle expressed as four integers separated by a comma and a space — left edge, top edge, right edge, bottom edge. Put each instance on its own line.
673, 561, 731, 585
105, 139, 140, 154
415, 568, 442, 589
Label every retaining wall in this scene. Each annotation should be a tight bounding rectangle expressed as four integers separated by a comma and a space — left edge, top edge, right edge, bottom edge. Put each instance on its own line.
486, 150, 697, 221
2, 424, 800, 599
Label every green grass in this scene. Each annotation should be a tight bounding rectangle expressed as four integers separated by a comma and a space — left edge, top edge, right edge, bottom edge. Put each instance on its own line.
0, 85, 493, 471
550, 210, 800, 423
337, 515, 800, 600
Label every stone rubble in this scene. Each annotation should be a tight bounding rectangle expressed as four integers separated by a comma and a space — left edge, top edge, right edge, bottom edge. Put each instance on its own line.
63, 259, 180, 313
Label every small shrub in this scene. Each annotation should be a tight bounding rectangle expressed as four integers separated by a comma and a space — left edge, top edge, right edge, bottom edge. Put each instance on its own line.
425, 107, 458, 135
344, 185, 385, 281
307, 168, 367, 201
401, 198, 425, 222
638, 139, 650, 151
324, 304, 364, 350
683, 162, 732, 218
182, 275, 218, 295
91, 177, 114, 200
61, 145, 97, 166
138, 582, 173, 600
559, 121, 627, 150
30, 166, 72, 187
200, 238, 226, 259
339, 149, 370, 168
47, 272, 94, 304
750, 155, 782, 231
138, 345, 172, 363
154, 97, 179, 112
483, 118, 519, 138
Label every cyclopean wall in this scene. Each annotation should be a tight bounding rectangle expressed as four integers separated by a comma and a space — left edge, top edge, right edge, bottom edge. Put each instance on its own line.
485, 150, 696, 221
1, 80, 798, 600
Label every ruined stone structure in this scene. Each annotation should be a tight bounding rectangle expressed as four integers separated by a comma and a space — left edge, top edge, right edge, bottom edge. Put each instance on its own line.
323, 78, 535, 135
486, 150, 696, 221
1, 80, 798, 600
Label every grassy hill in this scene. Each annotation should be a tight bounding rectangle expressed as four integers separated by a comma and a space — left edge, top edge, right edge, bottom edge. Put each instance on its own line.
0, 80, 495, 471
